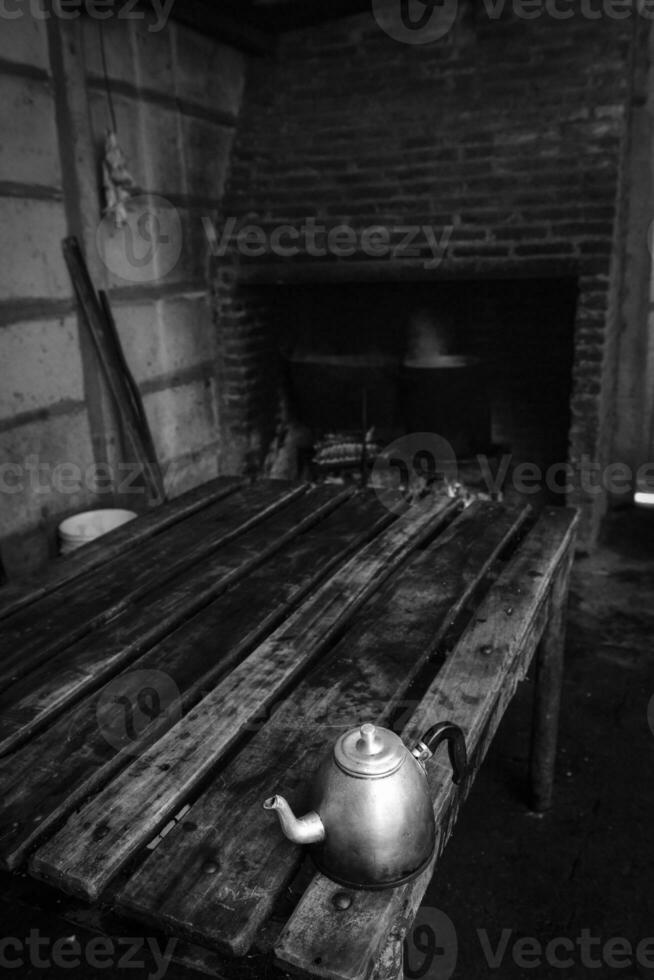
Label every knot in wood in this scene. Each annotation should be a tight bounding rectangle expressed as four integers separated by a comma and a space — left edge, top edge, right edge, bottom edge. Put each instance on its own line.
332, 891, 353, 911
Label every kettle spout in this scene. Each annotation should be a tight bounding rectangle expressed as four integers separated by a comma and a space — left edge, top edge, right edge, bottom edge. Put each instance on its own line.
263, 795, 325, 845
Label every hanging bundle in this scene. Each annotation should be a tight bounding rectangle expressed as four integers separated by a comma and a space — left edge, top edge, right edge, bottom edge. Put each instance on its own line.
99, 23, 135, 229
102, 131, 135, 229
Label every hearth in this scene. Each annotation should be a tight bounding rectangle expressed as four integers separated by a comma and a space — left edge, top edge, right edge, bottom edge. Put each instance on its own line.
245, 275, 578, 494
212, 1, 631, 546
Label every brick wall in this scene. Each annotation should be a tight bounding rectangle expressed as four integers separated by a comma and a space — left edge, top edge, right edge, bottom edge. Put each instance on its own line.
215, 3, 636, 545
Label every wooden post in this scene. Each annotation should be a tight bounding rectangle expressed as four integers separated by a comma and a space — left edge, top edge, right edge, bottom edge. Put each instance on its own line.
46, 11, 124, 497
529, 547, 575, 812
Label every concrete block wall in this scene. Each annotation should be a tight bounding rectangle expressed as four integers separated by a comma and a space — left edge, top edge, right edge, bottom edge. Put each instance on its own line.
83, 17, 245, 497
216, 5, 636, 546
0, 15, 246, 577
0, 18, 95, 575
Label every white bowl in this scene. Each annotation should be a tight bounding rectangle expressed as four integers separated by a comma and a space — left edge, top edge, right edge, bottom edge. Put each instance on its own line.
59, 509, 137, 553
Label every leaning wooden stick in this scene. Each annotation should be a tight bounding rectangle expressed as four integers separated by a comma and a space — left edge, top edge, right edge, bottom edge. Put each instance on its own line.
63, 236, 166, 506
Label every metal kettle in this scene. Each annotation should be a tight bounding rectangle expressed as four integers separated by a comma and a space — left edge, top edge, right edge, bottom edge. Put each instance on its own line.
263, 721, 467, 890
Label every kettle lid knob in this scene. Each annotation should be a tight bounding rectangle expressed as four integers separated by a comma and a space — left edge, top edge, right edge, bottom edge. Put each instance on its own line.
334, 722, 406, 777
357, 724, 382, 755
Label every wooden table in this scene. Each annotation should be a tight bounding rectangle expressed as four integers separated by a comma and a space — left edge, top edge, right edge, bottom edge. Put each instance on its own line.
0, 478, 578, 980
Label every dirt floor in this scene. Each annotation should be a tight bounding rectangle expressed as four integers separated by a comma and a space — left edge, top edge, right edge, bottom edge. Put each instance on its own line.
415, 506, 654, 980
1, 507, 652, 980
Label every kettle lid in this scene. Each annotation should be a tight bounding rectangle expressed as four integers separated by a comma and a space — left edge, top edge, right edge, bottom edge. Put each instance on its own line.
334, 723, 406, 777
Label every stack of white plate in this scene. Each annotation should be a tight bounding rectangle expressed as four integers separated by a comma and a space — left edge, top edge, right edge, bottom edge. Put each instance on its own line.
58, 509, 137, 555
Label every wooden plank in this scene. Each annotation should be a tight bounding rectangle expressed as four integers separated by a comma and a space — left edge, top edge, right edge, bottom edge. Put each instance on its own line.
0, 484, 353, 758
116, 501, 531, 957
30, 495, 459, 901
0, 867, 249, 980
0, 477, 242, 621
0, 485, 360, 757
274, 507, 579, 980
0, 481, 300, 671
0, 488, 380, 868
0, 481, 306, 687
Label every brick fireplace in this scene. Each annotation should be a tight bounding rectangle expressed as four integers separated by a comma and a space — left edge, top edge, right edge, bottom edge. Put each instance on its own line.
213, 3, 637, 545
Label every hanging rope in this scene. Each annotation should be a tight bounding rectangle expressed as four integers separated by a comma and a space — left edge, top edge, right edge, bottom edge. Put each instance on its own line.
99, 21, 117, 133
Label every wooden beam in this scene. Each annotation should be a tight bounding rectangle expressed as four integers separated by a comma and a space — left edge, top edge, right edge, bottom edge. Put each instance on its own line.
165, 0, 273, 54
85, 75, 239, 129
46, 13, 124, 496
236, 259, 583, 286
251, 0, 373, 32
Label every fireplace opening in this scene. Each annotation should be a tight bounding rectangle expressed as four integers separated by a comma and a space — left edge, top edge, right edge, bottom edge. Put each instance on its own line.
254, 276, 578, 496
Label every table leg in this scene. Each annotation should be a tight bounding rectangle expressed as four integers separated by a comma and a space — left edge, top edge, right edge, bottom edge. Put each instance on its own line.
529, 551, 574, 812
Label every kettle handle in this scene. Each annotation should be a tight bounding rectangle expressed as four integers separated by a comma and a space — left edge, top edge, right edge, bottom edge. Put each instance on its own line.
412, 722, 467, 785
